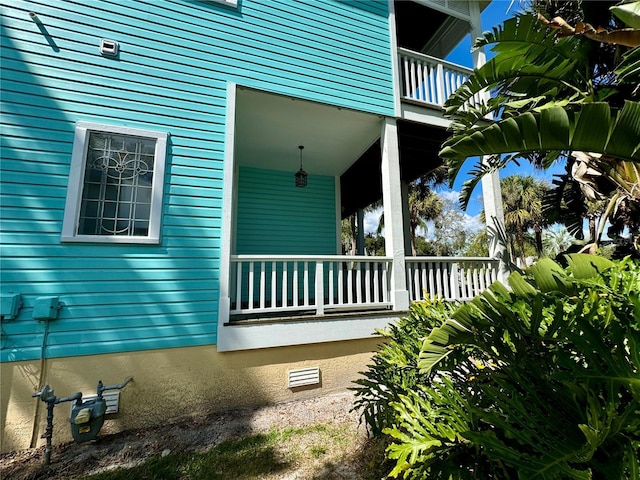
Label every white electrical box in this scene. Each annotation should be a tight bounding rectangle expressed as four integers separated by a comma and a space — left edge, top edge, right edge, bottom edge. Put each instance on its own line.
100, 39, 119, 56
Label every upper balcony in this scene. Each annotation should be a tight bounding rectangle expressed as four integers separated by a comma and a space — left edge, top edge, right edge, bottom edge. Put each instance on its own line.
398, 48, 473, 108
393, 0, 485, 112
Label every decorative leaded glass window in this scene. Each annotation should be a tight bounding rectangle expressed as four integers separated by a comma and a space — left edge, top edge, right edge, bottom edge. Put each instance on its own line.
62, 122, 168, 244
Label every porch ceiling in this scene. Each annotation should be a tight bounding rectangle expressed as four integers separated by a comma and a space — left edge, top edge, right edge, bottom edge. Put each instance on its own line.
340, 120, 448, 218
234, 87, 382, 176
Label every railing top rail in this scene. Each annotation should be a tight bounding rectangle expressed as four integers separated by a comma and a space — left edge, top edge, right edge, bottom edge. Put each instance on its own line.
231, 255, 497, 263
397, 47, 474, 75
231, 255, 393, 262
406, 256, 499, 262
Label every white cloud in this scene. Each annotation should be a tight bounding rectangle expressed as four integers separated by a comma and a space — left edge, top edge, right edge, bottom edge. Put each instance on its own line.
437, 190, 462, 205
364, 207, 383, 234
463, 213, 484, 233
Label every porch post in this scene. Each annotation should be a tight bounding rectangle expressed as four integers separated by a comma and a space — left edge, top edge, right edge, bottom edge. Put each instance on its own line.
470, 2, 509, 283
217, 82, 237, 338
381, 118, 410, 311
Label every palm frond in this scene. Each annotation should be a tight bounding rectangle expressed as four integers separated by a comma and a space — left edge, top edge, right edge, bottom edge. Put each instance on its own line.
445, 14, 590, 124
615, 46, 640, 84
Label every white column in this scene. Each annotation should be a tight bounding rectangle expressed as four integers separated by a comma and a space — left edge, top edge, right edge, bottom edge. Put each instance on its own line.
470, 2, 509, 282
381, 118, 410, 311
217, 83, 238, 350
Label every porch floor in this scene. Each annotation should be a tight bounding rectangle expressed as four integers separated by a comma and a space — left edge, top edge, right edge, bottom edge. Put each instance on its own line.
227, 305, 399, 326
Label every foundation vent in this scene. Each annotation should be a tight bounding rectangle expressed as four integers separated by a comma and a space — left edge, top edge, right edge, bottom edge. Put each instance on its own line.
288, 367, 320, 388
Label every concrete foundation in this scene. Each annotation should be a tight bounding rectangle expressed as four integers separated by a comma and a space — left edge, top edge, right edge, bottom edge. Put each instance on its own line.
1, 338, 381, 453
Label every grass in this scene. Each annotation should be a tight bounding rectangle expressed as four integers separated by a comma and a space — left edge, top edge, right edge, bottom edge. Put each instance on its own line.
83, 423, 389, 480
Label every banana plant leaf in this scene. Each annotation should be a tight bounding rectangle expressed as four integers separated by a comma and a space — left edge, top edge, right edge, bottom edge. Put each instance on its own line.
440, 102, 640, 183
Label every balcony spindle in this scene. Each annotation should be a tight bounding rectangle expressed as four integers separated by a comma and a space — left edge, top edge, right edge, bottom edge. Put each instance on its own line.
409, 59, 417, 100
338, 264, 344, 305
315, 261, 324, 315
459, 263, 467, 298
328, 261, 335, 305
373, 262, 380, 302
402, 56, 411, 99
303, 262, 309, 306
472, 266, 480, 296
271, 261, 277, 308
443, 263, 450, 298
282, 263, 288, 307
293, 263, 299, 307
235, 261, 242, 310
259, 261, 266, 309
450, 262, 459, 300
478, 263, 487, 291
436, 63, 445, 105
382, 262, 389, 303
248, 262, 255, 310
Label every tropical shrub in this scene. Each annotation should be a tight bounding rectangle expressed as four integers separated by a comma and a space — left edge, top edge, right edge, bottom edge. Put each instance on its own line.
351, 299, 456, 436
356, 255, 640, 479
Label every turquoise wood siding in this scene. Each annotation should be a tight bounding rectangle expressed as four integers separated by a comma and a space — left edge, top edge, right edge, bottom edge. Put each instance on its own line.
0, 0, 393, 362
236, 167, 337, 255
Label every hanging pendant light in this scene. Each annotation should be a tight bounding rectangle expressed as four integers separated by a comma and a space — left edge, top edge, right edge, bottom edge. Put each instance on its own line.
295, 145, 308, 188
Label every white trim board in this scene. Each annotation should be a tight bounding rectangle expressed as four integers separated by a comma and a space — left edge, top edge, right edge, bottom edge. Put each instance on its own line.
217, 312, 399, 352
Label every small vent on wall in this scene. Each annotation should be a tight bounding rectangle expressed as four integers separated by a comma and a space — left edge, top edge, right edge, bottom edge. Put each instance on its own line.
71, 392, 120, 415
288, 367, 320, 388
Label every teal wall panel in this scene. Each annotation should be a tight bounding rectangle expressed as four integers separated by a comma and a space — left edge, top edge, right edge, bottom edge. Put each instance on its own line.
236, 167, 338, 255
0, 0, 393, 362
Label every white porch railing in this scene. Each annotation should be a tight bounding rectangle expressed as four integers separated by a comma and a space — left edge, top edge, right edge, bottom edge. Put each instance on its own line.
406, 257, 499, 302
229, 255, 500, 319
398, 48, 480, 108
230, 255, 393, 317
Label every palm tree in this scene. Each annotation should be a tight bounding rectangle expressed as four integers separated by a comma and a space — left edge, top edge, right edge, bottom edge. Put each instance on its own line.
439, 4, 640, 253
377, 167, 448, 256
407, 185, 443, 256
543, 225, 575, 258
501, 175, 549, 265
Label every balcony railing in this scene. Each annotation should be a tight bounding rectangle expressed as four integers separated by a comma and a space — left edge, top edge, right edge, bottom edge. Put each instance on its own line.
398, 48, 480, 108
229, 255, 499, 319
406, 257, 499, 302
230, 255, 393, 318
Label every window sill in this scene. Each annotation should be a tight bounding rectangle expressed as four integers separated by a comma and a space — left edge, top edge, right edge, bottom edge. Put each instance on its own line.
61, 235, 160, 244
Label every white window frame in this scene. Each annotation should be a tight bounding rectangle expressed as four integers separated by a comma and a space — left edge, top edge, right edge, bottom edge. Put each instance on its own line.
61, 122, 168, 244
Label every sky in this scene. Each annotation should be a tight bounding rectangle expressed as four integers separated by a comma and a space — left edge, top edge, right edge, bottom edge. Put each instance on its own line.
364, 1, 567, 235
